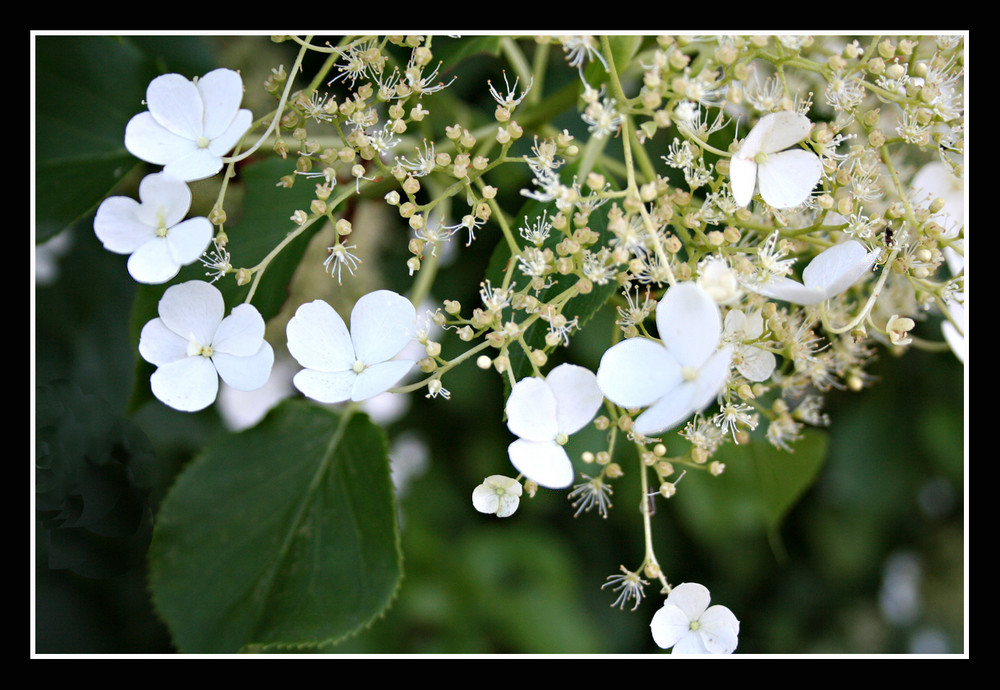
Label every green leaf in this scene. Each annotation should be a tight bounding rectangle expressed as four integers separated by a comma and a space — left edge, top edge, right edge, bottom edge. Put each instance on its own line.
34, 35, 219, 243
148, 400, 402, 653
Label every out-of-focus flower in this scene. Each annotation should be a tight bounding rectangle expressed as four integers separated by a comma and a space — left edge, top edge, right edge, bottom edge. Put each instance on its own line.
472, 475, 523, 518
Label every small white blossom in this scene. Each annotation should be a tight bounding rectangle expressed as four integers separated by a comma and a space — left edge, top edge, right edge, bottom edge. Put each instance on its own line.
472, 475, 522, 518
650, 582, 740, 654
94, 172, 212, 284
505, 363, 604, 489
286, 290, 417, 403
125, 68, 253, 182
729, 111, 822, 209
597, 283, 732, 437
138, 280, 274, 412
746, 239, 878, 306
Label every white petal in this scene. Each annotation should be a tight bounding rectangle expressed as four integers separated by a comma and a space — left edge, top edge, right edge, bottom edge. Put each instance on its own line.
750, 275, 826, 305
671, 630, 711, 654
757, 148, 822, 209
650, 602, 693, 650
728, 155, 757, 207
748, 111, 813, 155
507, 439, 574, 489
213, 341, 274, 392
127, 238, 181, 284
213, 303, 266, 357
350, 290, 417, 365
505, 376, 559, 442
351, 360, 414, 401
94, 196, 153, 254
292, 368, 356, 404
149, 355, 219, 412
802, 240, 877, 297
124, 112, 197, 166
207, 109, 253, 157
736, 346, 776, 382
656, 282, 722, 367
138, 317, 187, 367
145, 72, 204, 141
196, 68, 246, 140
666, 582, 711, 620
135, 172, 192, 227
471, 484, 501, 515
164, 217, 213, 266
698, 604, 740, 654
687, 345, 732, 413
157, 280, 225, 345
162, 148, 225, 182
545, 363, 603, 435
286, 299, 355, 372
597, 337, 680, 409
632, 381, 697, 436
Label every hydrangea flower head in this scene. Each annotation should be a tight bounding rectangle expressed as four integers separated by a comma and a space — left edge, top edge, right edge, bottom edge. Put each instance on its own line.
505, 363, 604, 490
125, 68, 253, 182
138, 280, 274, 412
597, 282, 732, 437
650, 582, 740, 654
94, 172, 212, 284
747, 239, 878, 305
729, 111, 823, 209
286, 290, 417, 404
472, 475, 523, 518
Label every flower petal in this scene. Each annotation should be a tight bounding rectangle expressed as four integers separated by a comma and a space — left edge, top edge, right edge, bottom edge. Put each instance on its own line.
687, 345, 732, 413
698, 604, 740, 654
750, 275, 826, 305
507, 439, 574, 489
138, 317, 188, 367
350, 290, 417, 365
746, 111, 813, 155
212, 303, 266, 356
736, 346, 776, 382
127, 237, 181, 284
157, 280, 225, 345
164, 217, 213, 266
135, 172, 192, 228
728, 154, 757, 208
351, 360, 414, 401
506, 376, 559, 442
757, 148, 822, 209
632, 381, 698, 436
213, 341, 274, 392
149, 355, 219, 412
650, 602, 693, 650
163, 148, 225, 182
656, 282, 722, 367
802, 240, 876, 297
196, 68, 246, 140
207, 109, 253, 157
145, 72, 205, 141
597, 337, 680, 409
94, 196, 153, 254
545, 363, 603, 436
292, 368, 356, 404
124, 112, 197, 166
666, 582, 711, 620
286, 299, 355, 372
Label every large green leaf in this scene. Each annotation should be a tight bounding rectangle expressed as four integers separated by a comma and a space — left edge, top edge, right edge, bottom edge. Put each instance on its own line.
148, 400, 402, 653
34, 35, 219, 243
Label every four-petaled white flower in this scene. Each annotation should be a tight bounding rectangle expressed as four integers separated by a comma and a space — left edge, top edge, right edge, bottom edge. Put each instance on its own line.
138, 280, 274, 412
505, 363, 604, 490
747, 239, 878, 306
94, 172, 213, 284
729, 111, 823, 209
650, 582, 740, 654
286, 290, 417, 404
472, 475, 523, 518
597, 282, 732, 437
125, 68, 253, 182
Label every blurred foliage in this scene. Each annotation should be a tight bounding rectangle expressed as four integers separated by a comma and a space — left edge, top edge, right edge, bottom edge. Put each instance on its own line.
33, 34, 965, 655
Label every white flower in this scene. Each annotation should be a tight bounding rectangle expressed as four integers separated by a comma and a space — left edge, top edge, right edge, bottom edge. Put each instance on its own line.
94, 172, 212, 284
747, 239, 878, 306
729, 111, 823, 209
724, 308, 776, 382
505, 363, 604, 490
285, 290, 417, 404
650, 582, 740, 654
138, 280, 274, 412
697, 255, 742, 305
125, 68, 253, 182
472, 475, 523, 518
597, 283, 732, 437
